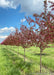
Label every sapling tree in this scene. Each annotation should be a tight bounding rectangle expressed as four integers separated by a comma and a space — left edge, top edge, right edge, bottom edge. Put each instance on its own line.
13, 28, 21, 54
1, 33, 16, 49
25, 0, 54, 73
20, 25, 34, 63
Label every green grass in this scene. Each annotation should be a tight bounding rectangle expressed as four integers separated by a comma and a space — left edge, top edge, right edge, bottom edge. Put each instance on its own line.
8, 45, 54, 71
9, 45, 54, 72
0, 45, 54, 75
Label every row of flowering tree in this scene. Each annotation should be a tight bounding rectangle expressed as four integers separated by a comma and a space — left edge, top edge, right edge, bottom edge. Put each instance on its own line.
25, 0, 54, 73
24, 0, 54, 73
1, 27, 34, 63
1, 0, 54, 73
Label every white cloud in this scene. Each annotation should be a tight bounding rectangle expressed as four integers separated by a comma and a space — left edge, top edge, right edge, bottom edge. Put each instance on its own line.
0, 27, 15, 43
0, 35, 8, 43
21, 18, 26, 23
20, 0, 54, 15
49, 0, 54, 1
0, 0, 54, 15
0, 35, 8, 39
0, 0, 11, 8
0, 27, 15, 33
20, 0, 44, 15
0, 0, 19, 9
0, 0, 9, 7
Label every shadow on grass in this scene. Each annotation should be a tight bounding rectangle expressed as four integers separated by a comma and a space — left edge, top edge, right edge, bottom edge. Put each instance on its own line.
33, 53, 50, 56
2, 47, 33, 75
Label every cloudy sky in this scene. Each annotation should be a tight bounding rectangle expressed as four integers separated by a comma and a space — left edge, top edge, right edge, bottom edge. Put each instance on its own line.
0, 0, 54, 43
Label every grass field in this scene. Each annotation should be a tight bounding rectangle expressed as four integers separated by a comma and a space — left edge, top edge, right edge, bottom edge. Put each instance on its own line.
0, 45, 54, 75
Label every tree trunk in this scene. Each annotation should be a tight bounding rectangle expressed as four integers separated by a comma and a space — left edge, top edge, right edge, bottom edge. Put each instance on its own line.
40, 49, 42, 73
24, 48, 25, 63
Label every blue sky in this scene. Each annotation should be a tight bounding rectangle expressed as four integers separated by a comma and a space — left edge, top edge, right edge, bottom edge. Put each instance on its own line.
0, 0, 53, 43
0, 5, 25, 28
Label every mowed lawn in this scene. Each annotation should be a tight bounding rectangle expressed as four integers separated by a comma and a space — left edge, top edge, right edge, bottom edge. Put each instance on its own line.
0, 45, 54, 75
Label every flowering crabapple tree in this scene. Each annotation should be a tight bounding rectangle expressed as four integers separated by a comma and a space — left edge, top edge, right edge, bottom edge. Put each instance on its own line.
1, 33, 17, 50
25, 0, 54, 73
13, 28, 21, 54
1, 28, 22, 55
20, 25, 35, 63
1, 34, 13, 46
